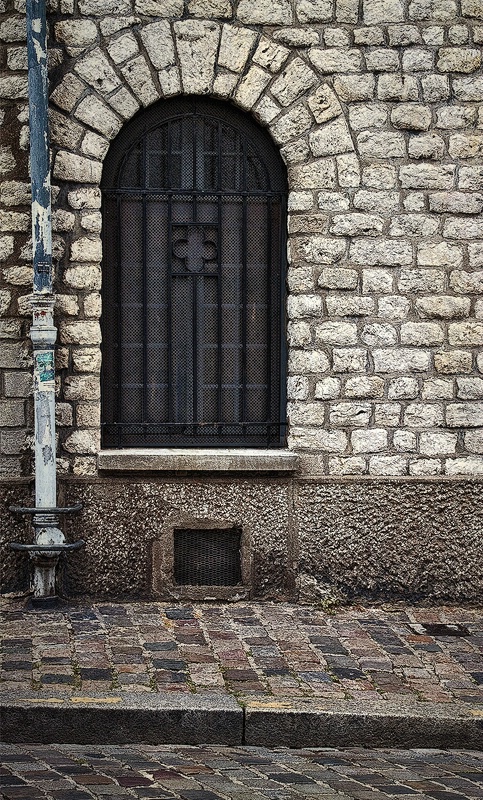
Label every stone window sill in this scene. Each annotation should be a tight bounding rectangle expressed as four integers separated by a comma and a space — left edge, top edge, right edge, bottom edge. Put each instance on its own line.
98, 449, 299, 472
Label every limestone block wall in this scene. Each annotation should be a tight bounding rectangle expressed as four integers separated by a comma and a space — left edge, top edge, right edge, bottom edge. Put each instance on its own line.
0, 0, 483, 479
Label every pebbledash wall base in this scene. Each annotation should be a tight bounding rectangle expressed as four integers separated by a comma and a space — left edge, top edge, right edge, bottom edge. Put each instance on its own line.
1, 0, 483, 602
2, 474, 483, 603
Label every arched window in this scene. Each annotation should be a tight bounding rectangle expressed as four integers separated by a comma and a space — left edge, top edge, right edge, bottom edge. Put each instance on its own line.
101, 97, 287, 448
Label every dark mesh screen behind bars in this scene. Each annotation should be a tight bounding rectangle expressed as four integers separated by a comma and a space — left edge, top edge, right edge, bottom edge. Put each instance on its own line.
174, 528, 242, 586
101, 97, 287, 448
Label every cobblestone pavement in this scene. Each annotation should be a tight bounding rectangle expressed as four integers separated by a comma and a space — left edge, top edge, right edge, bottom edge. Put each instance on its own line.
1, 743, 482, 800
1, 600, 482, 708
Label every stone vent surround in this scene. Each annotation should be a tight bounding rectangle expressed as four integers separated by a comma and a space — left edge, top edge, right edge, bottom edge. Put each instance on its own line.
0, 0, 482, 479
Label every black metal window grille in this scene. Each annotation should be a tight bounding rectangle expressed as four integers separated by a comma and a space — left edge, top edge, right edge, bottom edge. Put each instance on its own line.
173, 528, 242, 586
101, 97, 287, 448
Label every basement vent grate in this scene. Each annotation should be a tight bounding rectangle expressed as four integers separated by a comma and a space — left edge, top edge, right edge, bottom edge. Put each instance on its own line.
409, 623, 470, 637
173, 528, 242, 586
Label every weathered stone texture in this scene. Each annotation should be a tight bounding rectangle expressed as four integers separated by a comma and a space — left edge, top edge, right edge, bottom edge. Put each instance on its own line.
1, 0, 482, 487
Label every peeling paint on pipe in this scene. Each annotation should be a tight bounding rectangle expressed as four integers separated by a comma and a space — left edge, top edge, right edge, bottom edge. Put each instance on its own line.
27, 0, 52, 294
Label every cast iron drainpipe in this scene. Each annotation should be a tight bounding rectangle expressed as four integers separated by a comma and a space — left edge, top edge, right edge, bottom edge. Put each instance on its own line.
9, 0, 83, 606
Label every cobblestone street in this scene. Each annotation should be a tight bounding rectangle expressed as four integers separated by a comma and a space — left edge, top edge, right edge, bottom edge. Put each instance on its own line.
2, 601, 482, 707
1, 743, 483, 800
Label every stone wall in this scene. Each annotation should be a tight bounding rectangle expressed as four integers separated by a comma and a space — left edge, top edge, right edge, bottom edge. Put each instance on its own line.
1, 0, 483, 480
1, 0, 483, 603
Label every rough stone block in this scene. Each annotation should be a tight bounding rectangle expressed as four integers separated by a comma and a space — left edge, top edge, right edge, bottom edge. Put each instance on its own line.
389, 214, 439, 237
292, 235, 346, 264
404, 403, 444, 427
218, 25, 256, 73
140, 22, 175, 70
315, 377, 341, 399
446, 403, 483, 427
450, 271, 483, 294
54, 152, 102, 184
357, 131, 406, 159
318, 268, 358, 289
308, 86, 342, 124
388, 377, 419, 400
393, 429, 417, 452
378, 297, 411, 319
330, 402, 371, 426
289, 349, 330, 373
363, 0, 404, 24
121, 56, 159, 106
60, 321, 102, 345
465, 430, 483, 453
332, 348, 368, 372
309, 48, 362, 73
352, 428, 387, 453
398, 269, 445, 293
296, 0, 332, 22
326, 296, 375, 316
399, 164, 455, 189
374, 403, 401, 426
434, 350, 472, 375
316, 321, 358, 346
290, 160, 337, 191
373, 349, 430, 373
309, 119, 354, 157
288, 427, 347, 451
456, 377, 483, 400
448, 322, 483, 347
333, 74, 375, 102
272, 59, 318, 107
415, 296, 470, 319
237, 0, 293, 25
350, 239, 412, 266
287, 295, 323, 318
377, 74, 418, 101
437, 47, 481, 73
235, 66, 270, 110
0, 400, 25, 427
422, 378, 454, 400
369, 455, 407, 475
287, 401, 325, 426
3, 372, 32, 397
365, 49, 400, 72
391, 104, 432, 131
421, 73, 450, 102
64, 375, 101, 401
287, 375, 309, 400
345, 376, 384, 398
362, 270, 393, 294
453, 76, 483, 101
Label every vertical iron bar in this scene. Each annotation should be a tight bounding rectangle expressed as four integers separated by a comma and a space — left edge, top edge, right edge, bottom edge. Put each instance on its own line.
266, 196, 273, 446
116, 194, 122, 447
142, 193, 148, 438
279, 193, 288, 446
192, 115, 199, 431
167, 121, 173, 435
241, 138, 247, 438
216, 121, 223, 436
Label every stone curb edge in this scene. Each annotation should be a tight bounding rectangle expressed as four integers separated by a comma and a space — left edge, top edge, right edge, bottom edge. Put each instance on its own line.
1, 697, 482, 749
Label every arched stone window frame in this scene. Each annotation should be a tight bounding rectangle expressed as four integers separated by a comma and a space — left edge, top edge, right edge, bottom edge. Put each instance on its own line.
51, 20, 358, 475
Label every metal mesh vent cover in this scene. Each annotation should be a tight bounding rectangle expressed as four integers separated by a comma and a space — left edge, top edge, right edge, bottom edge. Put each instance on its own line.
173, 528, 242, 586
